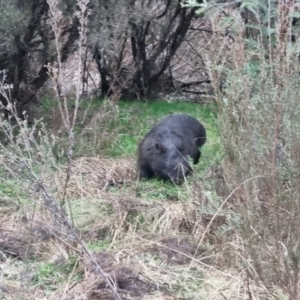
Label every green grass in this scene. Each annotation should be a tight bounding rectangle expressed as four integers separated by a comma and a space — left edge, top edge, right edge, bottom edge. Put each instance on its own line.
32, 256, 82, 292
37, 97, 221, 168
86, 99, 220, 161
0, 178, 32, 205
70, 199, 114, 232
135, 178, 192, 202
87, 239, 112, 252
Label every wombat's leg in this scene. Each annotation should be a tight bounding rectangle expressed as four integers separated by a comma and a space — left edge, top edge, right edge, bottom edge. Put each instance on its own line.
139, 164, 154, 179
193, 149, 201, 165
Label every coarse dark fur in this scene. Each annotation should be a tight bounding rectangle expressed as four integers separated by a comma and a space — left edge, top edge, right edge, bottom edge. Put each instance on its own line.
138, 114, 206, 183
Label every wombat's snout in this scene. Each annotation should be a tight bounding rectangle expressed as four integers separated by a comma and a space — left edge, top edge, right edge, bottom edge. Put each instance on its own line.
169, 162, 192, 183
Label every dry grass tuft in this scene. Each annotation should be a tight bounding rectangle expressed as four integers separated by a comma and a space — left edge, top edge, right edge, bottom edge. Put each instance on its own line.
54, 156, 137, 199
151, 236, 207, 265
51, 251, 156, 300
0, 204, 71, 263
63, 235, 259, 300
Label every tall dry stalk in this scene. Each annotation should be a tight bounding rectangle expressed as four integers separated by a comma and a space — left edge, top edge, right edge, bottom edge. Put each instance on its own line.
45, 0, 123, 299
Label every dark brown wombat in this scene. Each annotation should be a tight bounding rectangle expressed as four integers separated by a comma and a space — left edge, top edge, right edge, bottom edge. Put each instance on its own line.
138, 114, 206, 183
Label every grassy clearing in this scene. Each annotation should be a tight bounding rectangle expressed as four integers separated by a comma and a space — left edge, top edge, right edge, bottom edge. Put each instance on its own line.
39, 97, 220, 166
0, 99, 232, 299
105, 100, 220, 160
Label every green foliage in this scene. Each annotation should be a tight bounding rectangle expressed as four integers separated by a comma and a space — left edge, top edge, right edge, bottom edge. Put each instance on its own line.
39, 97, 59, 112
0, 0, 27, 37
182, 0, 210, 17
0, 177, 33, 206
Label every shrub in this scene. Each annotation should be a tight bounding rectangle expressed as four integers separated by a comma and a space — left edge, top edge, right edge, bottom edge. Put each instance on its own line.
203, 1, 300, 297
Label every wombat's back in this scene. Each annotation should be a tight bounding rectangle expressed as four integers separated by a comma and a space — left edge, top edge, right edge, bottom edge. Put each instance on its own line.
153, 114, 206, 147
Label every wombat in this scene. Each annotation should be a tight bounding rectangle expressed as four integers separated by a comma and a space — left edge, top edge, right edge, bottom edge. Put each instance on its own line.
138, 114, 206, 183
